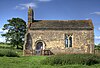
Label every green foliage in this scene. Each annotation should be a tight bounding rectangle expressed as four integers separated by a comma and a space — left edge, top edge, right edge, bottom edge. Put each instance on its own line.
95, 45, 100, 50
0, 49, 19, 57
41, 54, 100, 65
1, 18, 26, 49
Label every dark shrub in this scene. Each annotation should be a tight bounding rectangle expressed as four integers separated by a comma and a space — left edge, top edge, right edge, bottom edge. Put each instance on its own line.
0, 49, 19, 57
5, 50, 19, 57
41, 54, 100, 65
0, 51, 4, 57
82, 58, 99, 65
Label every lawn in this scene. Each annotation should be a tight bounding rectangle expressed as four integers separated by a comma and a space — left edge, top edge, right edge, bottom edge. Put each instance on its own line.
0, 43, 100, 68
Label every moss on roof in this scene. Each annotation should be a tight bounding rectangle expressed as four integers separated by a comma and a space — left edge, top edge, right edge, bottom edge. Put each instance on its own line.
30, 20, 94, 30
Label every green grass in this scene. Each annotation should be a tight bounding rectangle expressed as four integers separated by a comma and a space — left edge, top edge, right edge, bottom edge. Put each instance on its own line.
41, 54, 100, 66
0, 43, 11, 49
0, 44, 23, 56
0, 44, 100, 68
0, 56, 100, 68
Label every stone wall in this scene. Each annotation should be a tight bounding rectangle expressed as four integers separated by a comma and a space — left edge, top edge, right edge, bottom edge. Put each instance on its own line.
27, 30, 94, 54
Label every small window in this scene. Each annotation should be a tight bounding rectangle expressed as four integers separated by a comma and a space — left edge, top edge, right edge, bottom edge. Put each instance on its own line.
65, 34, 72, 48
65, 36, 68, 47
69, 36, 72, 47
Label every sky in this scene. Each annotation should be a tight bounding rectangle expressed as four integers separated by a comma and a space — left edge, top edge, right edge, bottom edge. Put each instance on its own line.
0, 0, 100, 45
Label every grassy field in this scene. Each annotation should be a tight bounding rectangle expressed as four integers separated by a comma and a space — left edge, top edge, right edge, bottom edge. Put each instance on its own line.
0, 43, 23, 56
0, 56, 100, 68
0, 43, 100, 68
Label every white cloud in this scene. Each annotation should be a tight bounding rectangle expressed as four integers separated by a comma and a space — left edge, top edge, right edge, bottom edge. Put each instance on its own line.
85, 18, 91, 20
15, 0, 52, 10
0, 37, 6, 42
95, 36, 100, 40
15, 3, 37, 10
0, 28, 7, 42
90, 12, 100, 15
0, 28, 8, 34
15, 6, 26, 10
98, 27, 100, 30
0, 29, 3, 33
20, 3, 37, 8
38, 0, 52, 2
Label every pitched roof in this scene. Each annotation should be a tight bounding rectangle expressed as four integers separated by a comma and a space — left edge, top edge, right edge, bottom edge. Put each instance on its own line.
30, 20, 94, 30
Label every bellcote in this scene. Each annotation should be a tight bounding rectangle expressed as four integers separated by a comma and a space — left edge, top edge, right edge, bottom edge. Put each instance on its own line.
28, 7, 34, 29
28, 6, 34, 23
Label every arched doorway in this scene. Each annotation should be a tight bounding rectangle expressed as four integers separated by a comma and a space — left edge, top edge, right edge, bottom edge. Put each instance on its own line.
35, 40, 46, 55
36, 42, 43, 50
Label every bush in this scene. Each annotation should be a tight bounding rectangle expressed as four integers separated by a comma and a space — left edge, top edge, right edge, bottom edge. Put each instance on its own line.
41, 54, 100, 65
84, 58, 98, 65
6, 50, 19, 57
0, 51, 4, 57
0, 49, 19, 57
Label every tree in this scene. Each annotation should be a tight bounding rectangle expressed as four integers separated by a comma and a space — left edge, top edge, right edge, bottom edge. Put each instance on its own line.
1, 18, 26, 49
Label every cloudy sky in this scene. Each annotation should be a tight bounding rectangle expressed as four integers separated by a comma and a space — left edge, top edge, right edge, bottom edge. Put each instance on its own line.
0, 0, 100, 44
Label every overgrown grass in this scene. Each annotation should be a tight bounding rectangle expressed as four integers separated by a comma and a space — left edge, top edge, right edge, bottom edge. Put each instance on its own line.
0, 43, 11, 49
0, 56, 100, 68
0, 43, 23, 56
0, 49, 19, 57
0, 44, 100, 68
41, 54, 100, 66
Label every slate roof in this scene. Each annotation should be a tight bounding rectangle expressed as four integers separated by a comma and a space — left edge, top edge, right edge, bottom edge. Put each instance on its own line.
30, 20, 94, 30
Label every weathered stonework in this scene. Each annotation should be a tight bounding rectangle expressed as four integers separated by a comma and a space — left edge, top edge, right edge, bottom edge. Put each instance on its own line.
23, 7, 94, 56
23, 29, 94, 55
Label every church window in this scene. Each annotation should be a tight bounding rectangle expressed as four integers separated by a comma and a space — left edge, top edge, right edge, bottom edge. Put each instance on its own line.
65, 36, 68, 47
69, 36, 72, 47
65, 34, 72, 47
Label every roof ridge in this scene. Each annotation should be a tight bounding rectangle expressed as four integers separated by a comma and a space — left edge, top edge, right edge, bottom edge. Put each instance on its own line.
30, 19, 94, 30
34, 19, 91, 22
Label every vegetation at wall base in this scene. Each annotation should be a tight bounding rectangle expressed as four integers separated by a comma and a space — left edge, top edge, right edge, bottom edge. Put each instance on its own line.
0, 56, 100, 68
41, 54, 100, 66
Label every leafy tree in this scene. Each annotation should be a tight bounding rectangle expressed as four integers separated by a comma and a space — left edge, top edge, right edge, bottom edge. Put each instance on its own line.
98, 43, 100, 46
95, 43, 100, 50
1, 18, 26, 49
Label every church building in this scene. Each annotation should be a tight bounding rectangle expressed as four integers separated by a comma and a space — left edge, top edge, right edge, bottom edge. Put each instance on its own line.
23, 7, 94, 56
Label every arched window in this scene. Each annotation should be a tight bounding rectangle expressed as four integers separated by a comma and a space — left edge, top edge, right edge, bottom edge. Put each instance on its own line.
69, 36, 72, 47
65, 34, 72, 48
65, 36, 68, 47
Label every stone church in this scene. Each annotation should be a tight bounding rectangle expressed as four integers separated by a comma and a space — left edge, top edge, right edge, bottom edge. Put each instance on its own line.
23, 7, 94, 56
